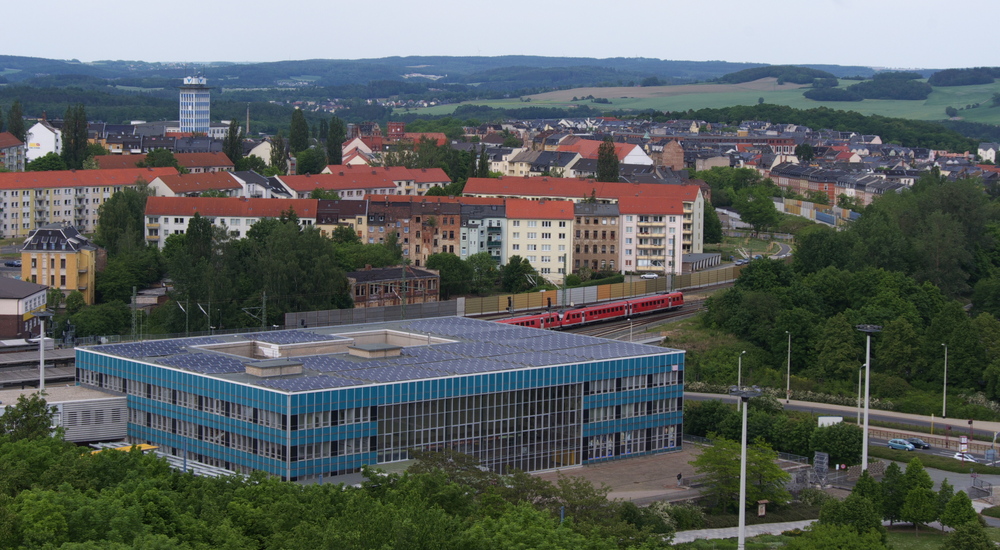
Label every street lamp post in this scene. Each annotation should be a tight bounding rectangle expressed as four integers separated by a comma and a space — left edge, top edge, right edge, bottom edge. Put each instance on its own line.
628, 318, 633, 342
857, 365, 863, 424
856, 324, 882, 471
942, 343, 948, 418
785, 331, 792, 403
730, 385, 762, 550
35, 310, 53, 391
736, 350, 747, 411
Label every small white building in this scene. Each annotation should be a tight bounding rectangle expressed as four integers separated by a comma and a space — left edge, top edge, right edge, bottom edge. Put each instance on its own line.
25, 121, 61, 163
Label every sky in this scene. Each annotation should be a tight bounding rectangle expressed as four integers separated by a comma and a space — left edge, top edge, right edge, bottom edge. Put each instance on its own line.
6, 0, 993, 70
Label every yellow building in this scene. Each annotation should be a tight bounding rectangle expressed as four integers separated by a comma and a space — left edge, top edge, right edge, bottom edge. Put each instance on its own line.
504, 199, 574, 285
21, 224, 104, 305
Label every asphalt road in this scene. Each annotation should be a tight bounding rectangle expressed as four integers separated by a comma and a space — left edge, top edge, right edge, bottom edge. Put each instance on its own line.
686, 392, 998, 440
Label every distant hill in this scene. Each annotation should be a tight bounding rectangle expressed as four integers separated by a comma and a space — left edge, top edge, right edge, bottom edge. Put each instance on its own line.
0, 54, 877, 90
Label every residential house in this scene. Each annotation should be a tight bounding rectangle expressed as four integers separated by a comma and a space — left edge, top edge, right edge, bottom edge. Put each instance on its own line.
365, 196, 462, 267
0, 167, 177, 238
0, 132, 26, 172
148, 171, 244, 198
505, 199, 574, 285
979, 143, 999, 164
315, 200, 368, 239
573, 203, 620, 273
25, 121, 61, 162
93, 152, 234, 173
21, 224, 104, 305
144, 197, 319, 248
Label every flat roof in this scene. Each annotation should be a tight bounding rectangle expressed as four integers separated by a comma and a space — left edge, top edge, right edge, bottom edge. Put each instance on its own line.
0, 384, 122, 405
81, 318, 680, 394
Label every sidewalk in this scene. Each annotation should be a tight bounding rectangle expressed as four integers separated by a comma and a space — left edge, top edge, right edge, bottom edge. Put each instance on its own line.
673, 520, 814, 544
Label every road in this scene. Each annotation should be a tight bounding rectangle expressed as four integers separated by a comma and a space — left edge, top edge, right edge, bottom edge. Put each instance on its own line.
686, 392, 1000, 442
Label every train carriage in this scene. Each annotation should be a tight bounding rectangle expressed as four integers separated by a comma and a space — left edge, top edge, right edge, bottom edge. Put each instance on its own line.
498, 291, 684, 330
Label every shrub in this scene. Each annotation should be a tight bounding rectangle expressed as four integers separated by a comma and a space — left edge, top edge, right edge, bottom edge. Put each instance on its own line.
797, 488, 833, 506
565, 274, 581, 286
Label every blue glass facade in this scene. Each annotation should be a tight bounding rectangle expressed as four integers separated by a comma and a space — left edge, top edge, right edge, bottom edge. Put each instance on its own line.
76, 318, 683, 481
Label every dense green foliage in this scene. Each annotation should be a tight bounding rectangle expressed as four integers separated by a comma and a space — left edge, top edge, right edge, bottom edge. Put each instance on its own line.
717, 65, 836, 85
0, 398, 674, 550
928, 67, 999, 87
695, 171, 1000, 413
803, 88, 863, 102
597, 137, 619, 182
845, 78, 932, 100
689, 436, 790, 513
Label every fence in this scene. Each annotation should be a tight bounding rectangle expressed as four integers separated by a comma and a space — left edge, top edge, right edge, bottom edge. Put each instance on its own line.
284, 300, 459, 328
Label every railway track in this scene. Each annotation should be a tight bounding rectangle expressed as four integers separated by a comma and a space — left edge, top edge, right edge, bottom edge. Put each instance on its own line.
565, 298, 707, 340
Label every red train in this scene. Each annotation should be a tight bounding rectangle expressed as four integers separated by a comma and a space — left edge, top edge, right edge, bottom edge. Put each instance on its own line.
497, 292, 684, 330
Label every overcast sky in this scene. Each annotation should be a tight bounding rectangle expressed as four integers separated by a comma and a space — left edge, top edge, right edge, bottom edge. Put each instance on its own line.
7, 0, 990, 69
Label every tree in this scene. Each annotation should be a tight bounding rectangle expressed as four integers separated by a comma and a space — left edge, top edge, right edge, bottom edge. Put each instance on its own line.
7, 100, 24, 142
940, 490, 978, 529
427, 253, 472, 300
596, 137, 619, 182
809, 422, 862, 465
95, 184, 150, 257
703, 203, 723, 244
222, 119, 244, 166
881, 461, 907, 524
330, 225, 360, 245
295, 147, 327, 175
0, 393, 57, 440
46, 287, 63, 310
901, 487, 938, 535
836, 193, 864, 212
26, 152, 67, 172
945, 106, 959, 117
289, 109, 309, 153
477, 145, 489, 178
936, 478, 955, 519
467, 252, 499, 295
268, 135, 287, 175
819, 493, 886, 541
903, 457, 934, 492
61, 104, 89, 170
235, 154, 268, 173
794, 143, 814, 161
309, 188, 341, 200
500, 256, 538, 293
70, 301, 131, 337
851, 470, 883, 517
943, 520, 993, 550
784, 523, 888, 550
65, 291, 86, 315
137, 148, 181, 170
327, 116, 346, 165
689, 437, 790, 512
734, 187, 780, 233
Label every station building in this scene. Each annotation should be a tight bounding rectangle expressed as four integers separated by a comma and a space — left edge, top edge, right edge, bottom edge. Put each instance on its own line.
74, 317, 684, 481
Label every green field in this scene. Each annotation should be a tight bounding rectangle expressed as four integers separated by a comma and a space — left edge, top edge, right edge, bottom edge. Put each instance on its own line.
412, 79, 1000, 125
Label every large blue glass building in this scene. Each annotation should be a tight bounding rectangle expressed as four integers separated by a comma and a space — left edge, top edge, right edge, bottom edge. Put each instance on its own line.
75, 317, 684, 482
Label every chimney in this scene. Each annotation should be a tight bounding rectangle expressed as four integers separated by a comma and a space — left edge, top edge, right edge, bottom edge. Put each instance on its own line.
364, 264, 372, 271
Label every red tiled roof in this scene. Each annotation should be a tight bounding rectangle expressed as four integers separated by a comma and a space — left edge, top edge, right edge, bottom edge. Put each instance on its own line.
464, 176, 701, 203
153, 172, 242, 193
366, 194, 505, 206
94, 153, 234, 170
556, 138, 636, 161
0, 167, 176, 190
0, 132, 23, 149
401, 132, 448, 146
505, 198, 574, 220
323, 165, 450, 183
280, 172, 400, 193
146, 197, 318, 219
616, 196, 684, 215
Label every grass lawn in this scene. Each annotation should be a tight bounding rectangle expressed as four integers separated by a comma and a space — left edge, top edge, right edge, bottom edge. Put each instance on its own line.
885, 525, 949, 549
704, 235, 783, 263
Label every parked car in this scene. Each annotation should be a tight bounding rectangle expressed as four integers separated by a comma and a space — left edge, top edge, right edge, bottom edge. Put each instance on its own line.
953, 452, 977, 462
906, 438, 931, 449
3, 260, 20, 267
887, 439, 915, 451
639, 273, 659, 280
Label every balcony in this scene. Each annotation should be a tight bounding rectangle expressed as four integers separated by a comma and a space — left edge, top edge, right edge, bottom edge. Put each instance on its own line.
146, 223, 160, 229
636, 220, 661, 227
77, 267, 88, 274
487, 226, 501, 234
486, 240, 501, 248
146, 234, 160, 241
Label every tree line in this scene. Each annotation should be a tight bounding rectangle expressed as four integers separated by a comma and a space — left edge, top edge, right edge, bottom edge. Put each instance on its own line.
0, 394, 677, 549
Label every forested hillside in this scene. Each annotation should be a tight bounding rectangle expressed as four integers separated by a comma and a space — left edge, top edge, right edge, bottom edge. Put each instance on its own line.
695, 170, 1000, 417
